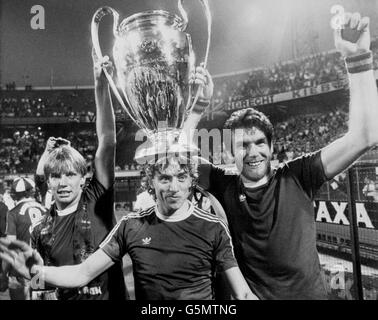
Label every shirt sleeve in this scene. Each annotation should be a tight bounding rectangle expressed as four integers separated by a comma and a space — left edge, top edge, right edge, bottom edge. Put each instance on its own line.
84, 174, 108, 201
198, 163, 234, 197
286, 151, 328, 199
0, 204, 8, 237
6, 210, 16, 237
85, 174, 114, 221
214, 221, 238, 273
99, 218, 128, 262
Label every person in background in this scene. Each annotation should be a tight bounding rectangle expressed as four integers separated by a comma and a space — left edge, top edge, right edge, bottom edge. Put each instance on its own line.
0, 195, 7, 239
4, 177, 46, 300
0, 194, 9, 293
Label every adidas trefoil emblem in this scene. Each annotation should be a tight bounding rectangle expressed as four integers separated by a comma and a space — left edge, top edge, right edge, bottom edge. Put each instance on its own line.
142, 237, 151, 245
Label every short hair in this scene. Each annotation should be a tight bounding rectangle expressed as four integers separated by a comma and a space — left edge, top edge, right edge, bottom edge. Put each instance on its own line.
44, 145, 87, 179
143, 154, 198, 187
224, 108, 274, 145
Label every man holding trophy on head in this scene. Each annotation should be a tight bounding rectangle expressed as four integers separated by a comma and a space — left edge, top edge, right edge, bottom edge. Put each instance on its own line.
0, 63, 257, 301
0, 149, 257, 300
3, 1, 377, 301
0, 0, 258, 300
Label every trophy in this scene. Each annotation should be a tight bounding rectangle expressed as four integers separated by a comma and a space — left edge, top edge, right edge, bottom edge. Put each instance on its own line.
91, 0, 211, 163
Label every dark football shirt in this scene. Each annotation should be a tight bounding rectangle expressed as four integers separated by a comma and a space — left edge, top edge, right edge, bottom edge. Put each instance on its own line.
7, 199, 46, 244
199, 152, 328, 300
0, 202, 8, 237
31, 176, 127, 300
100, 204, 237, 300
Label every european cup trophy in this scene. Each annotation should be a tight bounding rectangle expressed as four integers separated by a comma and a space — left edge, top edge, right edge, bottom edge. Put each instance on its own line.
91, 0, 211, 163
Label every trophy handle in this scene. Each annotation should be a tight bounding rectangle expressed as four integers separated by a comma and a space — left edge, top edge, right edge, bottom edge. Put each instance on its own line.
178, 0, 212, 110
91, 7, 140, 126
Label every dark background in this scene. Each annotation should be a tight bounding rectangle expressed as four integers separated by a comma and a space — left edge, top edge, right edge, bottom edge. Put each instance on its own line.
1, 0, 377, 87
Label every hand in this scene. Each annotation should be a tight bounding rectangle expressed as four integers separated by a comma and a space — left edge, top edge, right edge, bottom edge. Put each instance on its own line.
190, 63, 214, 101
0, 238, 44, 280
92, 47, 114, 83
45, 137, 56, 153
333, 11, 370, 57
45, 137, 70, 153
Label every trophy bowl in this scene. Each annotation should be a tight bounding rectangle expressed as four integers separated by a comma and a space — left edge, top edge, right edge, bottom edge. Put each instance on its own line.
91, 1, 211, 163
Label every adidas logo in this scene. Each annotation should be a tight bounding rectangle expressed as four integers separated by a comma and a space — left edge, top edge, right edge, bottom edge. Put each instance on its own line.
239, 194, 246, 202
142, 237, 151, 245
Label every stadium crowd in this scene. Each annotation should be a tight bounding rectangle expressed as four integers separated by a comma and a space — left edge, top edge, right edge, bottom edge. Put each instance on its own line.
0, 106, 350, 175
1, 38, 378, 119
0, 128, 98, 175
0, 96, 97, 120
0, 34, 377, 183
213, 38, 378, 103
274, 108, 348, 163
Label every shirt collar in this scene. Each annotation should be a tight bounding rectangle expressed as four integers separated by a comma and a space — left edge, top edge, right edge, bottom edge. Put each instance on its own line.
56, 202, 79, 216
16, 197, 35, 206
155, 200, 193, 222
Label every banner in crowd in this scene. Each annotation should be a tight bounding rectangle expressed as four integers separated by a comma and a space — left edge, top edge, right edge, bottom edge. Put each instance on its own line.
222, 79, 348, 112
2, 72, 377, 125
217, 71, 378, 113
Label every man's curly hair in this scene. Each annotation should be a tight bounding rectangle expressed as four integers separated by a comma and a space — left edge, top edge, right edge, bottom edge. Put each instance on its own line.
143, 154, 199, 188
224, 108, 274, 145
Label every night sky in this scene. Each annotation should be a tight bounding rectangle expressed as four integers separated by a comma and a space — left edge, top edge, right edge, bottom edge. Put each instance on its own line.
0, 0, 377, 87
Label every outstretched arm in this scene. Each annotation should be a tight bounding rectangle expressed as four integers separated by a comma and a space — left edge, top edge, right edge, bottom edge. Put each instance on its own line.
34, 249, 114, 288
0, 238, 114, 288
321, 12, 378, 179
223, 267, 259, 300
92, 50, 116, 189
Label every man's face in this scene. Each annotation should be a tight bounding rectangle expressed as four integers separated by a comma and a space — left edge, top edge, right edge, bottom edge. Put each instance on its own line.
47, 169, 85, 209
233, 127, 273, 183
152, 162, 192, 215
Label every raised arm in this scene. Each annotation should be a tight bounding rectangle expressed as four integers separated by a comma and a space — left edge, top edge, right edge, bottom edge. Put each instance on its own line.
321, 12, 378, 179
223, 267, 259, 300
92, 50, 116, 189
179, 63, 214, 146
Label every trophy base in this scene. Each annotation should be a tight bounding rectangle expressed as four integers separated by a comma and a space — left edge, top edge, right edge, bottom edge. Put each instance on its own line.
134, 129, 199, 165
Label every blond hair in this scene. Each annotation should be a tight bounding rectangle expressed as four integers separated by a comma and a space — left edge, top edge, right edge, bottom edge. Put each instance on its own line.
44, 145, 87, 179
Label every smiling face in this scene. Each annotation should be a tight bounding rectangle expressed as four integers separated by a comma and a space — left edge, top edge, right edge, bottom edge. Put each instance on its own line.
234, 127, 273, 186
150, 158, 193, 216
